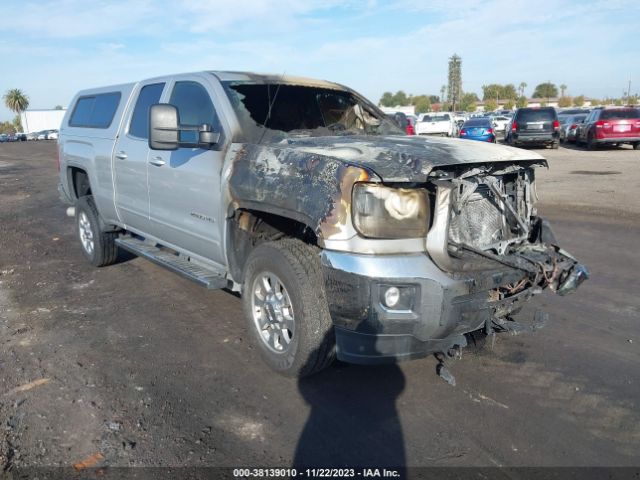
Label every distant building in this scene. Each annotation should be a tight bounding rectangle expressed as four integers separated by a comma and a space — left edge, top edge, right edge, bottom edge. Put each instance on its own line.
474, 97, 595, 112
379, 105, 416, 116
20, 109, 66, 134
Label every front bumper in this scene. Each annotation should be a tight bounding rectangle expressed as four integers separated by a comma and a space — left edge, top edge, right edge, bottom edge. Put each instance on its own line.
321, 251, 535, 364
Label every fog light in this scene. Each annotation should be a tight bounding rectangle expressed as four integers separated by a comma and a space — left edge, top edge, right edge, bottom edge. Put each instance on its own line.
384, 287, 400, 308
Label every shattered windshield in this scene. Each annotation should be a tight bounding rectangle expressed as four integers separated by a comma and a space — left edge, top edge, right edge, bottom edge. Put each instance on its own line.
222, 82, 404, 143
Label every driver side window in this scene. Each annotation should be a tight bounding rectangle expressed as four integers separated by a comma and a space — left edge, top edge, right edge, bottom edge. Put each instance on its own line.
169, 81, 222, 144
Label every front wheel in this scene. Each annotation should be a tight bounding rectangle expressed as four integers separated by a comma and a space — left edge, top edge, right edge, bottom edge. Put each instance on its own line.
633, 142, 639, 150
242, 239, 335, 377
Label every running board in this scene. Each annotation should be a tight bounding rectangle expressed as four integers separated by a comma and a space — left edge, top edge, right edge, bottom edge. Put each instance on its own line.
115, 236, 228, 290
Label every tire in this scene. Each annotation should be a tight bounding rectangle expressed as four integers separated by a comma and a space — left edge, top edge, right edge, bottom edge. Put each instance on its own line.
75, 196, 119, 267
587, 133, 596, 151
242, 239, 335, 377
633, 142, 640, 150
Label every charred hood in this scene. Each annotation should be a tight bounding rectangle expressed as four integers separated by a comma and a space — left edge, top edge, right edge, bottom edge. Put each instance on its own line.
278, 135, 547, 182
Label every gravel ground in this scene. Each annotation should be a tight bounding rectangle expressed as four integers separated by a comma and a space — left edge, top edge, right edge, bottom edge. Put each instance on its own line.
0, 141, 638, 474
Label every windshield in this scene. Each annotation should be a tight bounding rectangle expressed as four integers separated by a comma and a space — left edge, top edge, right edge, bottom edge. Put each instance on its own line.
222, 82, 403, 143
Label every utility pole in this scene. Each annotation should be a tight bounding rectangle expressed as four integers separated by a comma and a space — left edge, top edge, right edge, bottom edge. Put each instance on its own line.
627, 78, 632, 104
447, 54, 462, 112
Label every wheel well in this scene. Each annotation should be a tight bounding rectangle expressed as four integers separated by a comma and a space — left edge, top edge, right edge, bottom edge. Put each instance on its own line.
227, 209, 319, 282
69, 167, 91, 199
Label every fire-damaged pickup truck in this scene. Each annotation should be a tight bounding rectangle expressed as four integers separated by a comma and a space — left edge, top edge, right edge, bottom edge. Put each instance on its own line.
57, 71, 588, 377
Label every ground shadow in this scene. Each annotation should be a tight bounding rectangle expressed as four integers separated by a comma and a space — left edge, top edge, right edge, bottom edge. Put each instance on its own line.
113, 248, 137, 265
293, 335, 406, 470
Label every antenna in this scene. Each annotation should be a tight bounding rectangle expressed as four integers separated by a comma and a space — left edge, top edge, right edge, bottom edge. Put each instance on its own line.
258, 71, 286, 144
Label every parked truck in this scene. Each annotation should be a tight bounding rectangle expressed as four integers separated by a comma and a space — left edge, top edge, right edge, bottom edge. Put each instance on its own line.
57, 71, 588, 377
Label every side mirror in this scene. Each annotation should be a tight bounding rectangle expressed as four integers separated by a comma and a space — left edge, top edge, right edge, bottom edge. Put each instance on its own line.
149, 104, 221, 150
149, 104, 179, 150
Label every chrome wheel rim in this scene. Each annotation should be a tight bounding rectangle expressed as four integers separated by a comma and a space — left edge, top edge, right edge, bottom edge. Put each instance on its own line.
78, 211, 94, 256
251, 271, 295, 353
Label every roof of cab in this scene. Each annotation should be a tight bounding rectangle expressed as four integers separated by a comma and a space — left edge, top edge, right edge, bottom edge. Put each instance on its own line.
209, 71, 346, 91
72, 72, 347, 97
73, 82, 136, 97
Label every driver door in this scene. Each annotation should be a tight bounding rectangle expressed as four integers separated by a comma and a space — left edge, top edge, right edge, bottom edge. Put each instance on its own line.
146, 74, 228, 267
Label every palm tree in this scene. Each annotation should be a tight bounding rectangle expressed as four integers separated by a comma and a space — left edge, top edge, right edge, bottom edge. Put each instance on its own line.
560, 84, 567, 98
519, 82, 527, 97
3, 89, 29, 132
440, 85, 446, 104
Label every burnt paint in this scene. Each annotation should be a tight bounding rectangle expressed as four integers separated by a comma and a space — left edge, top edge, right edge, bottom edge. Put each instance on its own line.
278, 135, 546, 182
227, 142, 373, 237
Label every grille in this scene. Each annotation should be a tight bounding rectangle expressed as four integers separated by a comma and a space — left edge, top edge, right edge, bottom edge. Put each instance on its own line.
449, 188, 504, 250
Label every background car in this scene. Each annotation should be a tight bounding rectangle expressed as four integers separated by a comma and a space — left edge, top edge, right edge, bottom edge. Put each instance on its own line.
505, 107, 560, 149
458, 118, 496, 143
386, 112, 414, 135
0, 134, 8, 143
47, 130, 59, 140
405, 115, 416, 135
576, 107, 640, 150
559, 114, 587, 143
490, 115, 511, 133
415, 113, 455, 136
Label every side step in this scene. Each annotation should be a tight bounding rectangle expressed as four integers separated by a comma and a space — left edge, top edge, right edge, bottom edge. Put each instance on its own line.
115, 236, 228, 290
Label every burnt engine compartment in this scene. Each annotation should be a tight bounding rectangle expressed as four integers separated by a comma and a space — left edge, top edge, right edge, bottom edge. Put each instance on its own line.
433, 162, 589, 300
424, 162, 589, 384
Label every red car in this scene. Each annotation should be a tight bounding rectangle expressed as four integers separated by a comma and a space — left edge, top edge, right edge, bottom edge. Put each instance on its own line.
576, 107, 640, 150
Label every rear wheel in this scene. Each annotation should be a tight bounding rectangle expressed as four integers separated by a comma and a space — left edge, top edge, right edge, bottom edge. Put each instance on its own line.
587, 133, 597, 150
75, 196, 119, 267
242, 239, 335, 377
633, 142, 640, 150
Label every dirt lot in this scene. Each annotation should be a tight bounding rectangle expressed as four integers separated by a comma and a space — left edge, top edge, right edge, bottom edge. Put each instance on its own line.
0, 141, 639, 473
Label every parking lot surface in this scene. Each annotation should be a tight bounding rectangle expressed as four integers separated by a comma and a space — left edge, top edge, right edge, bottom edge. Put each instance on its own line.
0, 141, 638, 470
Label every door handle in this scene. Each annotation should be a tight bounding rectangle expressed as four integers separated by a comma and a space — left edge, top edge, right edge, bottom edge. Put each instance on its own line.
115, 151, 127, 160
149, 157, 166, 167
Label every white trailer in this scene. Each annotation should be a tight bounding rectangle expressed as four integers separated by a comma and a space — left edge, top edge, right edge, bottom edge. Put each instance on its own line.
20, 109, 67, 134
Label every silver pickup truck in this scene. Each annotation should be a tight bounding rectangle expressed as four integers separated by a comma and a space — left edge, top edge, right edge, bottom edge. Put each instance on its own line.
58, 71, 588, 377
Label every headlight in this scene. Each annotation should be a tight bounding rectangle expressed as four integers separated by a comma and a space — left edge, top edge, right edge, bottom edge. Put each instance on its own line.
352, 183, 430, 239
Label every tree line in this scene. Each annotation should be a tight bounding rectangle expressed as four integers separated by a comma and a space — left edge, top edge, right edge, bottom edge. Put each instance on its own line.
379, 82, 638, 112
379, 90, 479, 113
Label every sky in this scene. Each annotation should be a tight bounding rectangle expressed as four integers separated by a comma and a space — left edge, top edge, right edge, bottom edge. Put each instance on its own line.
1, 0, 639, 121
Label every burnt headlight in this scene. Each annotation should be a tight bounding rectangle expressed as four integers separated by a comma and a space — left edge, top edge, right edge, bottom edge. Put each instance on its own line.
352, 183, 430, 239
